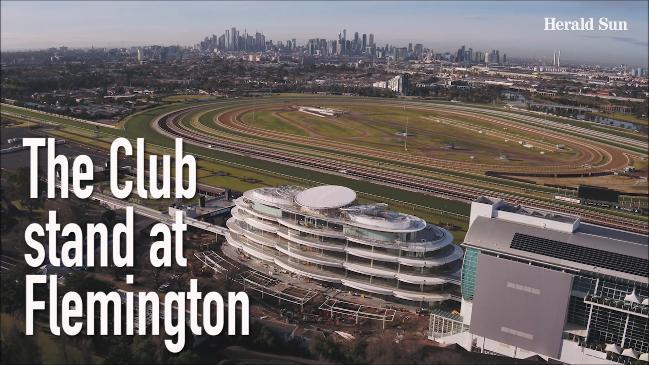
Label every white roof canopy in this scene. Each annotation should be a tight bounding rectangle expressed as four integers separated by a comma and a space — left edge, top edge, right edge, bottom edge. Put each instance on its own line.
605, 344, 622, 354
622, 348, 639, 359
295, 185, 356, 210
624, 291, 641, 303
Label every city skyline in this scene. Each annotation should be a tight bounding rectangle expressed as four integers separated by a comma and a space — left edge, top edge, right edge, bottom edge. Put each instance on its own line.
1, 1, 648, 66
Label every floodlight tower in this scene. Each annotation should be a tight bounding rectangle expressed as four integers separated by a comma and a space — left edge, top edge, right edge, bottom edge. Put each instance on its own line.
404, 117, 409, 152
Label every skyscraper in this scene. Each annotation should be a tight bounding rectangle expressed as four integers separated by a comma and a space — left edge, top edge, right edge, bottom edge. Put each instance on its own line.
457, 45, 465, 62
354, 32, 359, 53
231, 27, 238, 51
414, 44, 423, 59
369, 33, 374, 47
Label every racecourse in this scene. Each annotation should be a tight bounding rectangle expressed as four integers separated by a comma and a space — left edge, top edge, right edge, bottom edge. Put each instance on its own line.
2, 95, 647, 234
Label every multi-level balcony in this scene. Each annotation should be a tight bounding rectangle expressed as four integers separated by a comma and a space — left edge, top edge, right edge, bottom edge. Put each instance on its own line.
277, 231, 346, 252
344, 244, 463, 268
227, 185, 464, 304
277, 217, 346, 239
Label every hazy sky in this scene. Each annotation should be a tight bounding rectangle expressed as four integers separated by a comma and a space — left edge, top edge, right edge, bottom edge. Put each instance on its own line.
1, 1, 648, 66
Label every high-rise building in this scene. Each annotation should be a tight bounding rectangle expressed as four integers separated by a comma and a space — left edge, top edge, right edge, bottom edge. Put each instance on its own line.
231, 27, 238, 50
353, 32, 360, 53
362, 34, 367, 53
327, 40, 337, 55
369, 33, 374, 46
414, 44, 423, 59
387, 74, 411, 95
430, 197, 648, 364
457, 45, 466, 62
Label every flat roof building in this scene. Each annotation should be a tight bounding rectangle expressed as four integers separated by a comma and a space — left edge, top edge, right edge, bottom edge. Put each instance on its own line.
431, 197, 648, 364
224, 185, 463, 305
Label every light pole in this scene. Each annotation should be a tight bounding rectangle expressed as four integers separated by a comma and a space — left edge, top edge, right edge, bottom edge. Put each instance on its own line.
404, 117, 409, 152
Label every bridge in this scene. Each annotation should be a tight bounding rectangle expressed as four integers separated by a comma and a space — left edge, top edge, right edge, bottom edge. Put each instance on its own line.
85, 189, 230, 236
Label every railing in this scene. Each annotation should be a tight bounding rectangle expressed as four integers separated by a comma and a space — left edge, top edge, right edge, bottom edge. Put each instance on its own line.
585, 294, 649, 317
428, 310, 467, 339
345, 232, 452, 252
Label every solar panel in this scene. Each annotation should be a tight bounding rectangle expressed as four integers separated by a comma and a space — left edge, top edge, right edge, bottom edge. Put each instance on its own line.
510, 233, 648, 278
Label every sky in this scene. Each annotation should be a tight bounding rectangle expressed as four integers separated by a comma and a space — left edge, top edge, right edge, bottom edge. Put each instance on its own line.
1, 1, 648, 66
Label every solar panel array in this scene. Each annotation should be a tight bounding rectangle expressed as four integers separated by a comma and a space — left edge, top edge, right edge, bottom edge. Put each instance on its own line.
510, 233, 648, 278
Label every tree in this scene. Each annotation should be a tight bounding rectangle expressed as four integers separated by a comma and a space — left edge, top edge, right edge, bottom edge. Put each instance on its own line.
101, 209, 117, 227
131, 335, 157, 364
0, 263, 29, 314
169, 268, 187, 292
365, 335, 400, 364
0, 323, 42, 364
104, 341, 134, 365
170, 350, 201, 364
8, 167, 43, 213
152, 266, 165, 289
78, 338, 96, 365
309, 336, 344, 363
0, 191, 19, 233
64, 272, 113, 294
252, 326, 277, 351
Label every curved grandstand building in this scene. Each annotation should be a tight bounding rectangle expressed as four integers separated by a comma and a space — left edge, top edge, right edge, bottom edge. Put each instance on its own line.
225, 185, 463, 304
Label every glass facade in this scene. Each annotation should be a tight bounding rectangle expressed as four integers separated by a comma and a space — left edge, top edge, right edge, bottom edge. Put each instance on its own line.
228, 187, 464, 304
460, 247, 480, 300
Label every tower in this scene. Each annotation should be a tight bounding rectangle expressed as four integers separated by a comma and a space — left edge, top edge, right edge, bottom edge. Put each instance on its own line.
557, 50, 560, 68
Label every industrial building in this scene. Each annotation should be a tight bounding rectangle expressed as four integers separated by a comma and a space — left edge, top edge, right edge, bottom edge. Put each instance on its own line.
430, 197, 648, 364
224, 185, 463, 305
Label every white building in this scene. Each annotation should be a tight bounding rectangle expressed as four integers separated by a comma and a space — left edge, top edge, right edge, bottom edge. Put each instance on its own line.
225, 185, 463, 305
431, 197, 649, 364
387, 75, 410, 94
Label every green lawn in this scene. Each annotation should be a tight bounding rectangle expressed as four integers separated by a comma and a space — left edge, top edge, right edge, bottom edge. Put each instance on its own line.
241, 110, 309, 136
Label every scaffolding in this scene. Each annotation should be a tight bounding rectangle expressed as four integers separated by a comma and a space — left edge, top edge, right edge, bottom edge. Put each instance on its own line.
194, 250, 239, 276
234, 270, 318, 312
319, 298, 396, 329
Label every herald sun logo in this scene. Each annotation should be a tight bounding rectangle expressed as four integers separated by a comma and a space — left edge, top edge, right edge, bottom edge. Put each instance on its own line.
544, 17, 628, 31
